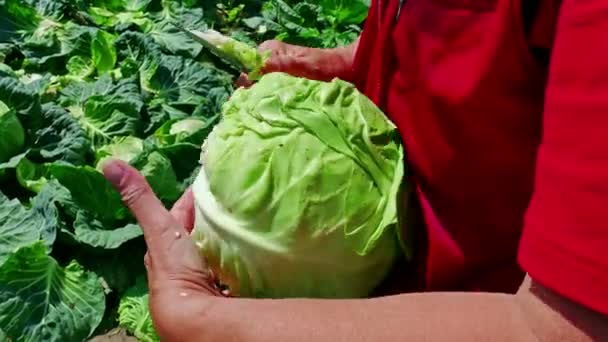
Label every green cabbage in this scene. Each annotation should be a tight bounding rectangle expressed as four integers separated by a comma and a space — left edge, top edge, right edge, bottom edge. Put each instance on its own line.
191, 72, 405, 299
0, 100, 25, 163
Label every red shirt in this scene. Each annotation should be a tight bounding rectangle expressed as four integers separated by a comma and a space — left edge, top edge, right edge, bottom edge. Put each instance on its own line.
354, 0, 608, 315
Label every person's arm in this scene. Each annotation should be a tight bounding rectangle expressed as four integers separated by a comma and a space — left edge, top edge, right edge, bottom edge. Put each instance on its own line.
178, 275, 605, 341
183, 0, 608, 339
257, 38, 360, 83
103, 158, 607, 342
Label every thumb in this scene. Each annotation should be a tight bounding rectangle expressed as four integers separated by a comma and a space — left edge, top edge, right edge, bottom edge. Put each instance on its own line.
102, 160, 188, 252
257, 39, 288, 74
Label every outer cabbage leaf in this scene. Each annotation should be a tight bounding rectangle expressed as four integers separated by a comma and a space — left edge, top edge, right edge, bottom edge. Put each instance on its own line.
0, 75, 42, 132
147, 2, 207, 58
31, 103, 92, 165
117, 277, 160, 342
17, 20, 100, 72
19, 0, 73, 19
86, 0, 208, 60
45, 165, 136, 252
319, 0, 370, 25
18, 72, 58, 102
95, 137, 183, 203
0, 0, 103, 72
0, 242, 106, 342
0, 152, 27, 181
28, 180, 74, 241
0, 0, 40, 43
0, 0, 77, 67
143, 55, 233, 118
245, 0, 366, 48
143, 102, 182, 135
0, 192, 49, 264
95, 136, 144, 167
68, 238, 147, 297
48, 163, 129, 222
72, 210, 143, 249
153, 117, 213, 146
91, 30, 117, 74
0, 62, 15, 76
136, 150, 182, 203
66, 55, 95, 79
115, 31, 162, 64
157, 142, 202, 181
115, 31, 232, 124
0, 180, 69, 262
15, 158, 51, 193
59, 74, 143, 148
151, 118, 215, 180
147, 21, 203, 59
191, 73, 405, 298
0, 101, 25, 163
86, 0, 155, 30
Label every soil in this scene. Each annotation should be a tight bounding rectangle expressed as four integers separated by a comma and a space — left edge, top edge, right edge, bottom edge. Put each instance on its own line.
88, 328, 138, 342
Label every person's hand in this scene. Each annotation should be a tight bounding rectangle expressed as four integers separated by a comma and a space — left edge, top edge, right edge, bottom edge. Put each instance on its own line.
102, 160, 223, 341
236, 38, 359, 88
235, 40, 308, 88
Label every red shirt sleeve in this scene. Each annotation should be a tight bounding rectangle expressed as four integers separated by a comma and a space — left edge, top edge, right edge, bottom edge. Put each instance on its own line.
518, 0, 608, 315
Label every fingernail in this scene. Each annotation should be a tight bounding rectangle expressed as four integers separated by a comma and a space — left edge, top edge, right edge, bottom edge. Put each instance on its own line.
102, 160, 124, 186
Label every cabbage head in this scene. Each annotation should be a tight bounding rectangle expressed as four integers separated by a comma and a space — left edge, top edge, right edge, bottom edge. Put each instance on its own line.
191, 72, 405, 299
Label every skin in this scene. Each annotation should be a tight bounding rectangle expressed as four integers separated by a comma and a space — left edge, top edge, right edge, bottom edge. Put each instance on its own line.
102, 42, 608, 341
236, 39, 359, 87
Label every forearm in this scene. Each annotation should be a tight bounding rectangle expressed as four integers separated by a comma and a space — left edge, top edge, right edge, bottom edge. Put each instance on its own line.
206, 294, 523, 341
187, 276, 604, 342
311, 38, 360, 82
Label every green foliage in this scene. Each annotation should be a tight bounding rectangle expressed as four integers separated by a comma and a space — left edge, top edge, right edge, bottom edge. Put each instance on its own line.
240, 0, 369, 48
0, 242, 106, 342
117, 276, 160, 342
0, 101, 25, 163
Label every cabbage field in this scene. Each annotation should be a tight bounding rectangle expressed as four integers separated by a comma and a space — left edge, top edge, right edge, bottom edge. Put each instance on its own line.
0, 0, 371, 340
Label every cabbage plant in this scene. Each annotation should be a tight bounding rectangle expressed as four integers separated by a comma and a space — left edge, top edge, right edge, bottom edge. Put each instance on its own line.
0, 100, 24, 163
191, 73, 405, 299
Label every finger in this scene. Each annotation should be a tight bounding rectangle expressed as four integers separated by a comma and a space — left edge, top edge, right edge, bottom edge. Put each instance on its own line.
259, 53, 283, 75
102, 160, 188, 249
257, 40, 285, 74
257, 39, 282, 53
144, 252, 151, 269
170, 188, 195, 232
103, 159, 171, 229
235, 72, 253, 88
